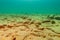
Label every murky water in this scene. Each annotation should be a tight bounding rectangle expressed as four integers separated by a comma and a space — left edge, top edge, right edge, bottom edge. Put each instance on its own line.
0, 0, 60, 15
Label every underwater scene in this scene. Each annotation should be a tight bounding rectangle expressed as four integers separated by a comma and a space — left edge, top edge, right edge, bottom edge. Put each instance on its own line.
0, 0, 60, 40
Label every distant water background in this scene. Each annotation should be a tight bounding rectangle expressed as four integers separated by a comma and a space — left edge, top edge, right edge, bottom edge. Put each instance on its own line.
0, 0, 60, 15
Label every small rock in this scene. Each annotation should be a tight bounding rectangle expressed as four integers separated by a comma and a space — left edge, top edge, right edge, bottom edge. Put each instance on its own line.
51, 21, 55, 24
42, 20, 51, 23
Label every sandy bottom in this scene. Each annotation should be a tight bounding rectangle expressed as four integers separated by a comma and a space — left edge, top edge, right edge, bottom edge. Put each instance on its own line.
0, 14, 60, 40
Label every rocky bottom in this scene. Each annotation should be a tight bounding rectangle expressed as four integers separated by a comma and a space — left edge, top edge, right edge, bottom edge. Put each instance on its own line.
0, 14, 60, 40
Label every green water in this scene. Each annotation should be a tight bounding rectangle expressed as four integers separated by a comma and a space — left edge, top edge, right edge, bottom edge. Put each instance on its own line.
0, 0, 60, 15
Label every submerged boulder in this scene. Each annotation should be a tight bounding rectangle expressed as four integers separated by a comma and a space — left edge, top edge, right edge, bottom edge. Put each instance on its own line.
54, 17, 60, 20
47, 15, 60, 20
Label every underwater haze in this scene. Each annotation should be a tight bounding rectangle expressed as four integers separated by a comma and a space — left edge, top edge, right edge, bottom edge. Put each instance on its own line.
0, 0, 60, 15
